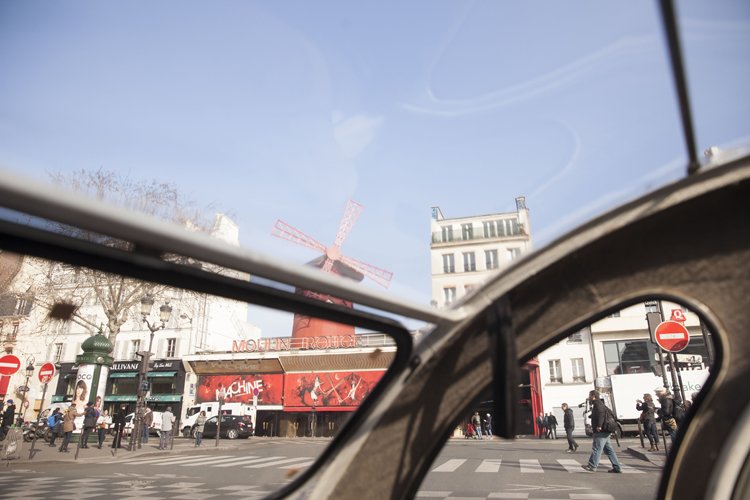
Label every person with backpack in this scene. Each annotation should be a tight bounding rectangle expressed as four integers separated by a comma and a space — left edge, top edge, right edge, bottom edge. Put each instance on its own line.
47, 408, 63, 447
582, 390, 622, 473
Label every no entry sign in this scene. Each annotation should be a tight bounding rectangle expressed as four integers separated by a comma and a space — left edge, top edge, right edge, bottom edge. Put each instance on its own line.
38, 362, 55, 384
655, 320, 690, 352
0, 354, 21, 376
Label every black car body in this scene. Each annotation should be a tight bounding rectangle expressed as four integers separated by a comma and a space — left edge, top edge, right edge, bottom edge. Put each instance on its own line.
197, 415, 253, 440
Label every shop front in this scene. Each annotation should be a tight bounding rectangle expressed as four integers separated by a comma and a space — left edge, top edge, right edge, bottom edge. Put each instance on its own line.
104, 359, 187, 416
50, 362, 77, 405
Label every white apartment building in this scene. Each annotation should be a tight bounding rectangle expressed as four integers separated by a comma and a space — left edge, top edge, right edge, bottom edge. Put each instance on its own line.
430, 197, 532, 308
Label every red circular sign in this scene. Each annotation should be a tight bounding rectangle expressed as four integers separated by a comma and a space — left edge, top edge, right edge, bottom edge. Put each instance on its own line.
655, 320, 690, 352
38, 362, 56, 384
0, 354, 21, 376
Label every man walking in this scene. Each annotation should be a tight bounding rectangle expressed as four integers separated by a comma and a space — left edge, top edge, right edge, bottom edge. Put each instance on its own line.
111, 405, 127, 449
561, 403, 579, 452
471, 412, 483, 440
484, 413, 493, 439
159, 406, 175, 450
142, 406, 153, 444
536, 412, 546, 439
582, 390, 622, 473
547, 412, 558, 439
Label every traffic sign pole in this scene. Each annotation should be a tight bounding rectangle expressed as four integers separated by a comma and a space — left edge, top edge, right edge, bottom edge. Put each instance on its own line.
28, 382, 49, 460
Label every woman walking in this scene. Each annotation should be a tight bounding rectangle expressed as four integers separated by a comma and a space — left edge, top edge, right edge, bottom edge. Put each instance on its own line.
96, 409, 112, 449
637, 393, 659, 451
194, 411, 207, 447
58, 403, 76, 453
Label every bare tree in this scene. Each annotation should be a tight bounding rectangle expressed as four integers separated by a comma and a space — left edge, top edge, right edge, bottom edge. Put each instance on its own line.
23, 168, 217, 346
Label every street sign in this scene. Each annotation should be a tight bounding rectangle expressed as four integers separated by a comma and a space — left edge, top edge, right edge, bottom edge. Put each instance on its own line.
676, 354, 703, 364
655, 320, 690, 352
0, 354, 21, 376
670, 309, 687, 323
38, 362, 55, 384
16, 385, 29, 392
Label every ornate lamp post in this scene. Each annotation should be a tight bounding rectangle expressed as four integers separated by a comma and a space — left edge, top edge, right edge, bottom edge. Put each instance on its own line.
129, 294, 172, 451
18, 359, 34, 425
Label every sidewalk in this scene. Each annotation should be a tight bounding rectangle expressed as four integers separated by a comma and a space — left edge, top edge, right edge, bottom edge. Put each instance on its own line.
2, 437, 245, 465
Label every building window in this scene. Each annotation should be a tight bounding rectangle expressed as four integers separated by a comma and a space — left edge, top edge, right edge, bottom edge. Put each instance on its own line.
463, 252, 476, 272
443, 287, 456, 306
607, 311, 621, 318
53, 343, 64, 363
497, 218, 520, 236
507, 248, 521, 260
483, 221, 497, 238
441, 226, 453, 243
485, 249, 498, 270
461, 223, 473, 240
603, 340, 652, 375
442, 254, 455, 273
567, 331, 583, 343
130, 340, 141, 359
644, 301, 659, 313
166, 338, 177, 357
549, 359, 562, 384
572, 358, 586, 383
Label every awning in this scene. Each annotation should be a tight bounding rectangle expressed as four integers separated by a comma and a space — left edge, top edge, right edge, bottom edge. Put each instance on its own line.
110, 372, 137, 379
146, 394, 182, 402
284, 406, 356, 412
147, 371, 177, 378
104, 395, 137, 402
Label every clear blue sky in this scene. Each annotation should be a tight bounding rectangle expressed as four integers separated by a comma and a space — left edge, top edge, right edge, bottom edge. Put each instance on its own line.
1, 1, 749, 333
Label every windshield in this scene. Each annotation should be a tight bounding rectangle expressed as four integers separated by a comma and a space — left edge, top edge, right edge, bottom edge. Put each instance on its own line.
0, 2, 748, 499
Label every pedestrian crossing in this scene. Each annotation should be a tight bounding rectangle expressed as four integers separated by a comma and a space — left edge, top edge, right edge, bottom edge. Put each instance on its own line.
104, 453, 647, 475
430, 458, 645, 474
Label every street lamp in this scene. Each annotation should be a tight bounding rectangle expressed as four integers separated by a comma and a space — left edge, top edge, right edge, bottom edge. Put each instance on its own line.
129, 294, 172, 451
19, 359, 34, 425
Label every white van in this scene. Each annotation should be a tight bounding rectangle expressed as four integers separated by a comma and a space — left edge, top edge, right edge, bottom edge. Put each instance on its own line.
182, 402, 254, 437
121, 411, 163, 437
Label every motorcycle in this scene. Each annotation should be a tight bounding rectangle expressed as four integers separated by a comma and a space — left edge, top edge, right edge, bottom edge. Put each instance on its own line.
22, 419, 49, 442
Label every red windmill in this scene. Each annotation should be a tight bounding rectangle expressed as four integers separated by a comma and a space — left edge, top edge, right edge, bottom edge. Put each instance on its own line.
272, 199, 393, 340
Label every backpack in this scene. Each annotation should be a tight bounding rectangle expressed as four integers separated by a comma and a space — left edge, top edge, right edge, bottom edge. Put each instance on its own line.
47, 414, 56, 427
602, 406, 618, 434
673, 403, 686, 424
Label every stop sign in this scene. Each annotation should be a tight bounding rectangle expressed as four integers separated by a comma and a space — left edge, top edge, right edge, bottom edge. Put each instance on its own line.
0, 354, 21, 376
655, 320, 690, 352
38, 362, 55, 384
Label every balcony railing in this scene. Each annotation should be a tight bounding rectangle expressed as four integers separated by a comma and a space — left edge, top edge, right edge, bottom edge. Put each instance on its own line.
431, 226, 526, 244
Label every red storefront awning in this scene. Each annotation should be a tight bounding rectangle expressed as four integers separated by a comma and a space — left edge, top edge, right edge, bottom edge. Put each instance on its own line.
284, 406, 355, 412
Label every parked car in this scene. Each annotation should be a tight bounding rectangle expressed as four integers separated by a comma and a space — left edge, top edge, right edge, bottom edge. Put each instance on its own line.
197, 415, 253, 440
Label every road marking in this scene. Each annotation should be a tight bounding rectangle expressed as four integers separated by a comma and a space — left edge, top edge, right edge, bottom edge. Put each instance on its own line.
280, 460, 315, 469
244, 457, 315, 468
213, 456, 286, 467
416, 492, 453, 498
180, 455, 259, 467
488, 494, 529, 499
620, 464, 645, 474
431, 459, 466, 472
117, 454, 213, 465
519, 459, 543, 473
476, 459, 503, 473
557, 459, 586, 472
569, 494, 615, 500
133, 455, 235, 466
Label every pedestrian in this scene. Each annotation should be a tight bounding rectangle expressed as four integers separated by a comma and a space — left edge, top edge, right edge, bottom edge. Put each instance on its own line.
159, 406, 176, 450
484, 413, 493, 438
536, 412, 546, 439
636, 393, 659, 451
547, 412, 558, 439
655, 387, 678, 444
111, 405, 127, 449
142, 406, 153, 443
582, 390, 622, 473
59, 403, 77, 453
465, 422, 475, 439
96, 409, 112, 449
47, 408, 63, 447
194, 410, 207, 447
80, 401, 98, 448
2, 399, 16, 432
471, 412, 483, 440
561, 403, 579, 452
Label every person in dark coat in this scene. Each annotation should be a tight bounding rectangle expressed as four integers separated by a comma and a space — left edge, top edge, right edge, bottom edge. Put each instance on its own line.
2, 400, 16, 432
561, 403, 578, 452
582, 390, 622, 473
536, 412, 546, 439
111, 405, 127, 449
655, 387, 677, 443
80, 401, 98, 448
547, 412, 558, 439
636, 393, 659, 451
47, 408, 64, 447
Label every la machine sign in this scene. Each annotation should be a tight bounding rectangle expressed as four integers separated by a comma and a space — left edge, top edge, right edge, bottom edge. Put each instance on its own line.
655, 320, 690, 353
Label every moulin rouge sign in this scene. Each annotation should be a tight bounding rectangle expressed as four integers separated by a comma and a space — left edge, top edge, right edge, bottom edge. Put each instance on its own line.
232, 335, 360, 353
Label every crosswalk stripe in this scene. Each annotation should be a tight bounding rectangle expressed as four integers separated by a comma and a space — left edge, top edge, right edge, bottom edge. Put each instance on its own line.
244, 457, 314, 468
569, 494, 615, 499
156, 455, 236, 466
519, 459, 543, 473
180, 455, 258, 467
431, 459, 466, 472
620, 464, 645, 474
215, 456, 285, 467
488, 494, 529, 499
119, 454, 215, 465
476, 459, 502, 473
557, 458, 586, 472
280, 460, 315, 469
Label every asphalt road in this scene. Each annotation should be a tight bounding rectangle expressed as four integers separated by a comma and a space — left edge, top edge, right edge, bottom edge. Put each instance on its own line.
0, 437, 661, 499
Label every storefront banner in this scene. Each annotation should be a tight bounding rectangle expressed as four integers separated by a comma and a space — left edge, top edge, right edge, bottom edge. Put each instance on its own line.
72, 363, 108, 432
195, 374, 283, 405
283, 370, 386, 409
